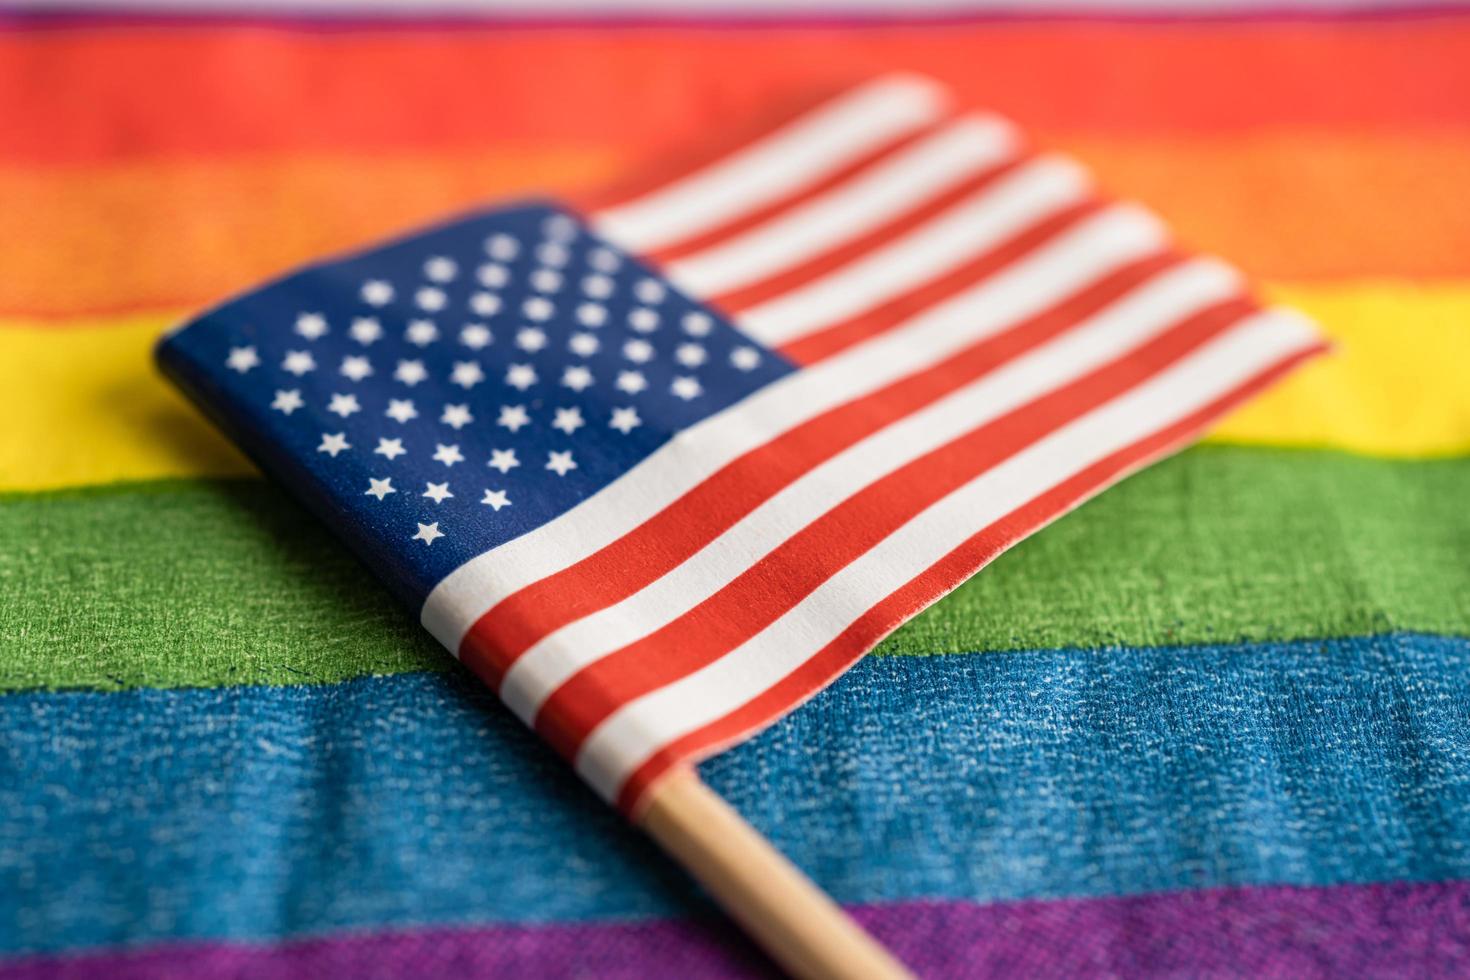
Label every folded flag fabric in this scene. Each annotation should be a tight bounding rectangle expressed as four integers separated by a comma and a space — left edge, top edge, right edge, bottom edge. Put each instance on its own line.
157, 72, 1326, 815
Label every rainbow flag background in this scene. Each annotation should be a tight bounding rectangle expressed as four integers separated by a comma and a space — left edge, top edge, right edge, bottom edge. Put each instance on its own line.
3, 4, 1470, 976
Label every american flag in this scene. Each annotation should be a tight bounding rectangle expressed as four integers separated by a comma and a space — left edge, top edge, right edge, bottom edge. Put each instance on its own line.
159, 73, 1325, 815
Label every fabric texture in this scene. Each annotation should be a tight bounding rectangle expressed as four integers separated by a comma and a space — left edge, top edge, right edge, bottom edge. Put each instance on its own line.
4, 634, 1470, 954
3, 7, 1469, 977
6, 884, 1470, 980
6, 448, 1467, 692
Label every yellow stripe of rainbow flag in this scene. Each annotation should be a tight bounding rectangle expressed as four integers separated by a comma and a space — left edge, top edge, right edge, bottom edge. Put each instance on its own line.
3, 280, 1467, 493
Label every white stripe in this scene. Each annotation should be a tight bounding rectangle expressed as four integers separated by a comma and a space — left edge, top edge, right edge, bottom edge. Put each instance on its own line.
499, 259, 1242, 723
591, 74, 949, 253
663, 115, 1018, 297
576, 309, 1323, 801
421, 205, 1166, 651
736, 155, 1090, 347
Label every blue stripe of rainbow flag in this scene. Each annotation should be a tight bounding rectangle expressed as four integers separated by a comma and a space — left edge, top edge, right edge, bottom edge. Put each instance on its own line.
4, 633, 1468, 960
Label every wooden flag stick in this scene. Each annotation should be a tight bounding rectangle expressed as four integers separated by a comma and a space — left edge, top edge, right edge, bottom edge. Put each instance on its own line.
640, 767, 914, 979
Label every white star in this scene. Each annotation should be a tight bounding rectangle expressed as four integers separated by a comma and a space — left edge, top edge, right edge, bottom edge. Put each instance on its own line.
671, 376, 703, 400
562, 365, 594, 392
505, 363, 538, 391
460, 323, 492, 349
318, 432, 350, 457
546, 450, 577, 476
374, 437, 407, 460
470, 292, 502, 316
635, 278, 667, 304
395, 359, 428, 386
424, 256, 458, 283
340, 355, 373, 381
271, 389, 304, 415
530, 268, 563, 293
536, 242, 570, 267
481, 488, 511, 511
361, 280, 394, 306
413, 522, 444, 546
227, 346, 260, 373
416, 286, 447, 312
350, 317, 383, 345
568, 332, 600, 356
440, 403, 473, 429
552, 406, 585, 435
577, 302, 608, 327
629, 307, 660, 333
515, 327, 548, 353
450, 361, 484, 389
327, 392, 361, 417
682, 312, 713, 337
616, 370, 648, 395
589, 247, 621, 273
582, 274, 614, 300
385, 398, 418, 423
522, 296, 554, 322
675, 343, 707, 368
295, 312, 329, 340
485, 234, 519, 261
488, 448, 520, 474
622, 339, 654, 364
542, 213, 579, 241
433, 443, 465, 467
405, 319, 439, 347
281, 350, 316, 376
422, 481, 454, 504
364, 477, 396, 501
497, 404, 531, 432
730, 346, 761, 371
477, 262, 510, 288
609, 406, 641, 434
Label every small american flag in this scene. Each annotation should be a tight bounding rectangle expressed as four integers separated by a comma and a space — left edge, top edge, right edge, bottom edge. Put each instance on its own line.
159, 74, 1325, 815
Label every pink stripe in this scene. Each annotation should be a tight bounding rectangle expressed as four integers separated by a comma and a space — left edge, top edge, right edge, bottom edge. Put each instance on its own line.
6, 880, 1468, 978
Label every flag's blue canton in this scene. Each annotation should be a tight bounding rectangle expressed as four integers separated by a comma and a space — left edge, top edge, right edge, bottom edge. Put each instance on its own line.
158, 203, 795, 606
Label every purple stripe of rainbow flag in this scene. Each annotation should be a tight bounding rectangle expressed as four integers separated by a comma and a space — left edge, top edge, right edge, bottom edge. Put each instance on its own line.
6, 882, 1466, 979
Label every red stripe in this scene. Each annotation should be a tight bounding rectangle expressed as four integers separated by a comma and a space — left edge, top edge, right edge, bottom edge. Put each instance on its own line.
7, 9, 1467, 30
617, 340, 1327, 815
643, 114, 957, 265
777, 198, 1105, 365
711, 152, 1030, 315
3, 26, 1466, 166
455, 250, 1183, 691
535, 296, 1260, 763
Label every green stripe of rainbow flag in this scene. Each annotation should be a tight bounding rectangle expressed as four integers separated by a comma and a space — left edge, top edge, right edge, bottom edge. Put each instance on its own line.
3, 9, 1469, 975
5, 447, 1468, 693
